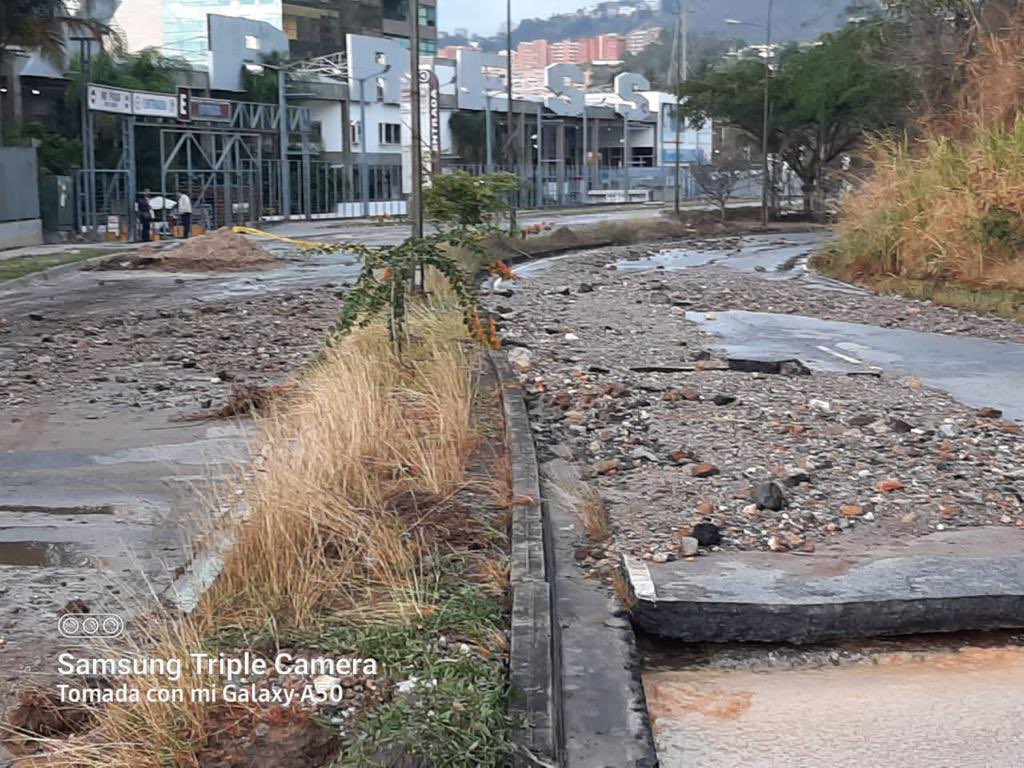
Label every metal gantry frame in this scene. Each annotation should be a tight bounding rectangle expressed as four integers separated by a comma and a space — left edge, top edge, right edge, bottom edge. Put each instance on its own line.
77, 96, 314, 237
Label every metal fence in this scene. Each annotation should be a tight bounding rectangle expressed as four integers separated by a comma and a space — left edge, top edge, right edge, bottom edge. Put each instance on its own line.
75, 169, 131, 237
438, 162, 799, 210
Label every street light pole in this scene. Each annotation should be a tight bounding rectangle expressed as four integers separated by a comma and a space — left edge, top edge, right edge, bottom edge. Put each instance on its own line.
485, 92, 494, 172
726, 7, 774, 228
761, 0, 774, 228
623, 114, 630, 201
355, 66, 389, 219
358, 78, 370, 218
277, 67, 291, 221
409, 0, 424, 240
506, 0, 517, 233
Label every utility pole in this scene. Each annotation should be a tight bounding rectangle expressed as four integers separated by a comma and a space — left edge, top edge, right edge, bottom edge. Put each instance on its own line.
506, 0, 517, 234
73, 37, 96, 235
673, 4, 690, 215
409, 0, 424, 240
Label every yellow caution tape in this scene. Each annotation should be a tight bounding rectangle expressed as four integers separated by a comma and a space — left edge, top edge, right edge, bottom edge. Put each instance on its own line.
231, 226, 347, 250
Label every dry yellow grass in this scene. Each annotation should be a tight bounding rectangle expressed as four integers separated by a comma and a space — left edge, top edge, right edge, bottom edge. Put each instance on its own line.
27, 307, 480, 767
829, 17, 1024, 294
579, 486, 611, 543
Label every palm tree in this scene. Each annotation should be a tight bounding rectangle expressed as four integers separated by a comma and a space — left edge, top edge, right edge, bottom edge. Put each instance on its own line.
0, 0, 108, 141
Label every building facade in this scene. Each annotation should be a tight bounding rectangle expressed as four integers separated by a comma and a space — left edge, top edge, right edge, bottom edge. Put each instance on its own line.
107, 0, 438, 68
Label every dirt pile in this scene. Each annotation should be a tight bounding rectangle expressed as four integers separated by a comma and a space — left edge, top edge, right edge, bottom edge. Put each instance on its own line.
98, 228, 276, 272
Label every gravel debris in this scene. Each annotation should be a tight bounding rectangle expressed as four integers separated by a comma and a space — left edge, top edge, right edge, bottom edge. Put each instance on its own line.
486, 236, 1024, 569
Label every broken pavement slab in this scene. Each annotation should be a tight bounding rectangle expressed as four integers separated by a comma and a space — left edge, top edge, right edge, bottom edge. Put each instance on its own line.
625, 527, 1024, 643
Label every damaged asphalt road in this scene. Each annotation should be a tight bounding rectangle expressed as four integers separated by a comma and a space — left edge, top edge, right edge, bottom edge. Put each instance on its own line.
0, 252, 355, 716
486, 233, 1024, 569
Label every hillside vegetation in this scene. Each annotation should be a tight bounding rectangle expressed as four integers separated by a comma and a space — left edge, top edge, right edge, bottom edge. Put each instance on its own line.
442, 0, 848, 51
821, 18, 1024, 313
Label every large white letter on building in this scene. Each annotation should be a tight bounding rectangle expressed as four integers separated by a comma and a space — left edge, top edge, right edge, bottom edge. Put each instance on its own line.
614, 72, 650, 120
544, 63, 585, 117
456, 49, 507, 110
347, 34, 408, 104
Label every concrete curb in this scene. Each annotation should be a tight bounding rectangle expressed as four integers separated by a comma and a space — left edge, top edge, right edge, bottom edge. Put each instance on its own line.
490, 351, 561, 767
491, 351, 660, 768
541, 458, 660, 768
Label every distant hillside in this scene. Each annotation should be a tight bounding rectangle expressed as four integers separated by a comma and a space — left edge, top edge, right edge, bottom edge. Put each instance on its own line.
440, 0, 858, 52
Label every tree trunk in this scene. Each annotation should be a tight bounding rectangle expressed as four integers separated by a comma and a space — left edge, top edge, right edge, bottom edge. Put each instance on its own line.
801, 181, 814, 215
719, 200, 727, 223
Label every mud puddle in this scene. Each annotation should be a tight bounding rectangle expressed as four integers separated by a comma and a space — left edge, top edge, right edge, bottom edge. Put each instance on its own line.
0, 504, 115, 516
0, 541, 86, 567
644, 633, 1024, 767
616, 233, 821, 275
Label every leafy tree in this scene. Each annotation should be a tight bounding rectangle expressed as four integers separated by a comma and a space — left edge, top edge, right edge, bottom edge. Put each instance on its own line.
240, 51, 310, 103
65, 48, 191, 105
7, 120, 81, 174
64, 48, 192, 178
424, 172, 520, 231
611, 29, 743, 90
680, 22, 913, 216
448, 111, 488, 164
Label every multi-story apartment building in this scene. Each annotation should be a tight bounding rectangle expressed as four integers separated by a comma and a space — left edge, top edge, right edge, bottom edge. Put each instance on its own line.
108, 0, 438, 68
513, 32, 628, 74
515, 39, 551, 71
626, 27, 662, 55
580, 33, 626, 64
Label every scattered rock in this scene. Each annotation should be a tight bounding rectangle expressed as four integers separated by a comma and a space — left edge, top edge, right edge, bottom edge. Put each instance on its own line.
727, 358, 811, 376
506, 347, 532, 373
876, 479, 905, 493
691, 463, 720, 478
692, 522, 722, 547
679, 536, 700, 557
752, 481, 787, 511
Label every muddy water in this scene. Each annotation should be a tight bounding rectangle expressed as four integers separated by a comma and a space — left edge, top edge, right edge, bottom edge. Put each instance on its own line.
645, 641, 1024, 767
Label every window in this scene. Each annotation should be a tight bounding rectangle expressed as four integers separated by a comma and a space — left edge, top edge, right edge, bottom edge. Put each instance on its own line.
350, 121, 362, 146
379, 123, 402, 145
244, 34, 260, 50
394, 38, 437, 55
284, 16, 298, 40
419, 5, 436, 27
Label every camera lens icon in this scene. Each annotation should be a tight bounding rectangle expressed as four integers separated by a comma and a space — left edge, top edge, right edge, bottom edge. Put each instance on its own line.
58, 613, 124, 639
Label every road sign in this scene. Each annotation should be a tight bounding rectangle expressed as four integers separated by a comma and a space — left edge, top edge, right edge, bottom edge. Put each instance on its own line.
190, 98, 231, 122
133, 91, 177, 118
176, 87, 191, 121
87, 84, 132, 114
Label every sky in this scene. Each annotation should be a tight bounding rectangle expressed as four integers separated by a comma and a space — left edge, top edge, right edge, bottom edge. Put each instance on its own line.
438, 0, 587, 36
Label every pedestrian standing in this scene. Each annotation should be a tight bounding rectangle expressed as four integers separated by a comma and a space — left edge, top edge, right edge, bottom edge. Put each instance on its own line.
137, 191, 152, 243
177, 188, 193, 239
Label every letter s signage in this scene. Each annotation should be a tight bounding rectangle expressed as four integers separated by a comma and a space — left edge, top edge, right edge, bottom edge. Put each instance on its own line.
544, 63, 585, 117
614, 73, 650, 121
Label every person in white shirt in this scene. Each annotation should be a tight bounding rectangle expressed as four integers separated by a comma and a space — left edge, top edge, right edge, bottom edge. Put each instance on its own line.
177, 188, 193, 238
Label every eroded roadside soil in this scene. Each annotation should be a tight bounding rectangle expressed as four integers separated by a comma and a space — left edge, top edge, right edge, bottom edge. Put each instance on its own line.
485, 233, 1024, 572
